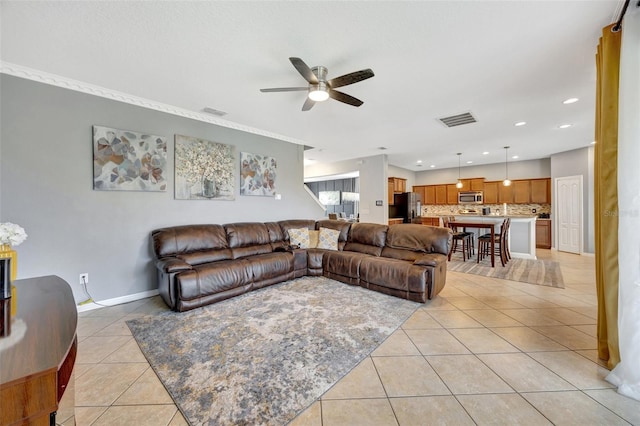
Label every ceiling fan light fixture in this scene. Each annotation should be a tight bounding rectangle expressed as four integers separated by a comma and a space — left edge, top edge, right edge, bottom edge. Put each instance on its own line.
308, 82, 329, 102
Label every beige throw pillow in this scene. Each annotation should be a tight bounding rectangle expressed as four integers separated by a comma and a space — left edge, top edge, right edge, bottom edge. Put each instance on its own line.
308, 230, 320, 248
288, 228, 310, 248
317, 227, 340, 250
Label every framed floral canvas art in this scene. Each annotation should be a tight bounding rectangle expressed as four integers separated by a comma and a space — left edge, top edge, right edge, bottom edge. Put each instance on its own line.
175, 135, 235, 200
93, 125, 167, 191
240, 152, 277, 196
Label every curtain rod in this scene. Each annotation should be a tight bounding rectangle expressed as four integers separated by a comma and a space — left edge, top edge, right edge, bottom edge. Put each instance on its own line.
612, 0, 637, 32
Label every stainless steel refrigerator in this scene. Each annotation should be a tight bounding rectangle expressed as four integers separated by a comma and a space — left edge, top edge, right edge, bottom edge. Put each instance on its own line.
393, 192, 422, 223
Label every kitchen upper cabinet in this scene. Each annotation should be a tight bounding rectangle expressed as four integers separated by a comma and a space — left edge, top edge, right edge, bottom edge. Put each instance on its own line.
435, 185, 447, 204
470, 178, 484, 191
514, 180, 531, 203
498, 183, 514, 203
389, 177, 406, 193
446, 184, 458, 204
483, 181, 499, 204
388, 180, 395, 205
531, 178, 551, 204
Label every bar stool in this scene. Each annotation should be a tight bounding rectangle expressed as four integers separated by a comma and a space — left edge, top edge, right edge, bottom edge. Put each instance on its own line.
443, 216, 473, 261
477, 218, 510, 266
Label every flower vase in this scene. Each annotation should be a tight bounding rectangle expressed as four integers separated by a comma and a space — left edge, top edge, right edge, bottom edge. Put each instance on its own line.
0, 245, 17, 318
203, 178, 217, 198
0, 244, 17, 282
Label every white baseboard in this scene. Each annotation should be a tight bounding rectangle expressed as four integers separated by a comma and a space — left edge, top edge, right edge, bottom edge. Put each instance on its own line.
76, 289, 159, 313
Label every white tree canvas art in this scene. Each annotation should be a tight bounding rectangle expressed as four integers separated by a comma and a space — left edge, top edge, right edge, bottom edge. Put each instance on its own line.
174, 135, 235, 200
240, 152, 277, 196
93, 125, 167, 191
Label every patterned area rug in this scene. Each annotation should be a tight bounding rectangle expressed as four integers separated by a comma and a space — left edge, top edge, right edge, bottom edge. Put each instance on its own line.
127, 277, 419, 425
447, 257, 564, 288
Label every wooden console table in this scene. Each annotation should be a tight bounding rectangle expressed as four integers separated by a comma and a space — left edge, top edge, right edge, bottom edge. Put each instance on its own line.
0, 276, 77, 426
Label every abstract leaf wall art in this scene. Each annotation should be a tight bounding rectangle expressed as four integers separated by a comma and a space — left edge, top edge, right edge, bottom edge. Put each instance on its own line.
175, 135, 235, 200
93, 125, 167, 191
240, 152, 277, 196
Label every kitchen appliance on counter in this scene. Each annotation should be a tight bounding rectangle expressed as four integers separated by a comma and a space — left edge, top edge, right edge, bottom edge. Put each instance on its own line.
482, 207, 491, 215
393, 192, 422, 223
458, 191, 483, 204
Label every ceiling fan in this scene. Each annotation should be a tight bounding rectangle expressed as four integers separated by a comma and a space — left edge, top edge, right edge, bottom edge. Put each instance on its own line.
260, 57, 374, 111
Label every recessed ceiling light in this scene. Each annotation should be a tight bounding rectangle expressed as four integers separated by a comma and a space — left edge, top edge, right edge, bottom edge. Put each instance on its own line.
430, 164, 436, 168
466, 161, 473, 164
559, 124, 572, 129
563, 98, 579, 104
378, 147, 388, 150
416, 164, 423, 167
591, 141, 597, 145
512, 155, 519, 159
515, 121, 527, 126
417, 160, 423, 163
482, 151, 490, 155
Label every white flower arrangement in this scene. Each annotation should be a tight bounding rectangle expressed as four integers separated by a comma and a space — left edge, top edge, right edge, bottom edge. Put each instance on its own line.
0, 222, 28, 247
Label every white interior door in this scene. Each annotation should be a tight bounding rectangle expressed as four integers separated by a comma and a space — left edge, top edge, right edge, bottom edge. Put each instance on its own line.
556, 176, 582, 253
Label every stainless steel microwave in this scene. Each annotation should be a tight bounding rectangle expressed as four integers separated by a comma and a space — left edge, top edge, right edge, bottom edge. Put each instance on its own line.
458, 191, 483, 204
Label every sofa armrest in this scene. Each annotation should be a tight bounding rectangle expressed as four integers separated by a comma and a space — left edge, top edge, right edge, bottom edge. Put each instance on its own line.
156, 257, 193, 273
413, 253, 446, 267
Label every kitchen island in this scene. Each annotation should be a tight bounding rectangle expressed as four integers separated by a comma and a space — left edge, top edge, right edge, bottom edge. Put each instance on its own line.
452, 215, 537, 260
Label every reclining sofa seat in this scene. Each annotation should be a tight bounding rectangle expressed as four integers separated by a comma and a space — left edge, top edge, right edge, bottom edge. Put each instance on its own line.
152, 220, 452, 312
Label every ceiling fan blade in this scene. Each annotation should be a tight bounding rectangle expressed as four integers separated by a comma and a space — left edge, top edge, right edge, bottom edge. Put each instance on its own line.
289, 57, 319, 84
329, 89, 364, 107
328, 69, 374, 89
260, 87, 308, 92
302, 97, 315, 111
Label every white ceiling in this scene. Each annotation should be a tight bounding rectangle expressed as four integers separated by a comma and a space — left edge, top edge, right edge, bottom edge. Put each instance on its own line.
0, 1, 622, 172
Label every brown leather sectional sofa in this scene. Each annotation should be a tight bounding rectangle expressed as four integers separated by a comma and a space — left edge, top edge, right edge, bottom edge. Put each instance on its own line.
151, 219, 452, 312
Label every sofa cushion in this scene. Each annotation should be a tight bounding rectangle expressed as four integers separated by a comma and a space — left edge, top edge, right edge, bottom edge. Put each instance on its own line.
288, 228, 311, 248
360, 256, 429, 294
278, 219, 316, 243
344, 223, 388, 256
317, 227, 340, 250
383, 224, 451, 256
315, 220, 351, 250
243, 252, 294, 282
225, 222, 273, 259
152, 224, 232, 264
176, 260, 252, 301
322, 250, 371, 279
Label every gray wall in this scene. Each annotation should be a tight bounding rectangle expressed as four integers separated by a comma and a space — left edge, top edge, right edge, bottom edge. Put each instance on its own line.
0, 75, 323, 303
550, 147, 594, 253
414, 158, 551, 185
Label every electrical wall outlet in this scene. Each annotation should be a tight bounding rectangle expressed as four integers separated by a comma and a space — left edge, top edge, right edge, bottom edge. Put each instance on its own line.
79, 273, 89, 286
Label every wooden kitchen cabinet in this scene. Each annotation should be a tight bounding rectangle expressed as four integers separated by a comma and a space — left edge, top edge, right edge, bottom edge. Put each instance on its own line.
420, 217, 441, 226
435, 185, 447, 204
531, 178, 551, 204
388, 180, 394, 205
470, 178, 484, 191
483, 181, 499, 204
498, 183, 513, 203
536, 219, 551, 248
446, 184, 459, 204
389, 177, 406, 193
514, 180, 531, 203
424, 186, 435, 204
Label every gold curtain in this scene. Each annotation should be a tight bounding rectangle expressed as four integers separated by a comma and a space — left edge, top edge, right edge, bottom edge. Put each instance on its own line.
594, 23, 621, 369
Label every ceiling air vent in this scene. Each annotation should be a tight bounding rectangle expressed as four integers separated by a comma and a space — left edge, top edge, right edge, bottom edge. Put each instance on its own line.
203, 107, 228, 117
438, 112, 477, 128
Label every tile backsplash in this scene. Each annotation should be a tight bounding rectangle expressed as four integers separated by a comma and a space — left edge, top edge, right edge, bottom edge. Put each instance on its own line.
421, 204, 551, 217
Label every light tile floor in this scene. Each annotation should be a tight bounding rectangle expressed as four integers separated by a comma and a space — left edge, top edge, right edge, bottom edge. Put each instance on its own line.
68, 250, 640, 425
